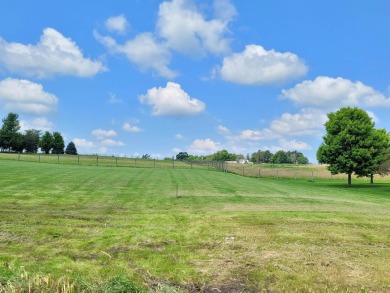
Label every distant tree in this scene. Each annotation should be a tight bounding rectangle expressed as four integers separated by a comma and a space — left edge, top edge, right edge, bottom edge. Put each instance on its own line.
12, 133, 25, 153
287, 150, 309, 164
39, 131, 53, 154
24, 129, 41, 153
176, 152, 189, 161
52, 132, 65, 154
142, 153, 151, 159
213, 150, 237, 161
271, 150, 289, 164
65, 141, 78, 155
0, 112, 21, 151
376, 148, 390, 177
317, 107, 389, 186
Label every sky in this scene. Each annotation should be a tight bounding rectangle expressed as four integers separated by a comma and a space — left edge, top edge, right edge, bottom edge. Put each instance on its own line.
0, 0, 389, 162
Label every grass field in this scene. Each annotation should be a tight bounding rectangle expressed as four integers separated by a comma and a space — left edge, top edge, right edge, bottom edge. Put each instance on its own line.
1, 160, 390, 292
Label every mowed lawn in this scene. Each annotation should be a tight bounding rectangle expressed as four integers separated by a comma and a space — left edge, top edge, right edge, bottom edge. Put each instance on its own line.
1, 160, 390, 292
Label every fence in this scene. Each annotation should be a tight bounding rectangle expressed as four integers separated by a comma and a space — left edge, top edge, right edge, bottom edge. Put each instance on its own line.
0, 152, 221, 170
1, 152, 387, 182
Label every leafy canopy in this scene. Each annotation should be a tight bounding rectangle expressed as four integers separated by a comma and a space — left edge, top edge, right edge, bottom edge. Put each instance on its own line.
317, 107, 389, 186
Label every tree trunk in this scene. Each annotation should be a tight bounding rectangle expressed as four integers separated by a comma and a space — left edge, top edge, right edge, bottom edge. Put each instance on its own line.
370, 174, 374, 184
347, 173, 352, 187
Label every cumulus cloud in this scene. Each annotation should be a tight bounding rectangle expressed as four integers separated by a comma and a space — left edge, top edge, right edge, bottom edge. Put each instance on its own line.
188, 138, 221, 154
236, 128, 279, 141
122, 122, 142, 133
281, 76, 390, 108
20, 117, 54, 132
105, 15, 129, 34
94, 31, 176, 79
217, 125, 229, 134
0, 28, 106, 78
0, 78, 58, 115
101, 139, 125, 147
157, 0, 234, 56
139, 82, 205, 117
73, 138, 95, 148
107, 92, 122, 104
269, 108, 327, 137
279, 138, 311, 151
91, 129, 117, 139
219, 45, 307, 85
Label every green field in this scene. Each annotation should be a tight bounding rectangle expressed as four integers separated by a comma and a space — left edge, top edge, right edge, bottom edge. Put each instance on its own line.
1, 160, 390, 292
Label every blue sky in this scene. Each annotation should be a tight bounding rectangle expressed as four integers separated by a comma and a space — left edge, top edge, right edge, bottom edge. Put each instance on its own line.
0, 0, 389, 162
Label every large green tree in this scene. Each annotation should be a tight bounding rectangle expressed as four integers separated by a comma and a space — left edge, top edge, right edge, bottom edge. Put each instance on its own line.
0, 112, 21, 152
39, 131, 53, 154
52, 132, 65, 154
317, 107, 389, 186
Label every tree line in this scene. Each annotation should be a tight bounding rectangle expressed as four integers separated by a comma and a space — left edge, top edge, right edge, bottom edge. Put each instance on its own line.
176, 149, 309, 164
0, 113, 77, 155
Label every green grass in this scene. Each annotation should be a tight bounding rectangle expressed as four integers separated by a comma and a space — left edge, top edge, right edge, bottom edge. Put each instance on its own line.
0, 160, 390, 292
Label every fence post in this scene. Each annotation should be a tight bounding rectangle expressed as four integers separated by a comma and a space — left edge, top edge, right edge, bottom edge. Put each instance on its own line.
242, 167, 244, 176
312, 171, 314, 181
154, 159, 156, 168
276, 170, 279, 179
258, 169, 261, 178
18, 152, 20, 161
38, 154, 40, 163
173, 159, 175, 169
57, 154, 60, 164
78, 155, 80, 166
96, 156, 99, 166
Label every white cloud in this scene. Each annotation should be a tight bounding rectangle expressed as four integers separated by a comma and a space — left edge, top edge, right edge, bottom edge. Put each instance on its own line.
122, 122, 142, 133
101, 139, 125, 147
94, 31, 176, 79
73, 138, 95, 148
269, 108, 327, 137
139, 82, 205, 117
172, 147, 182, 153
236, 128, 279, 142
217, 125, 229, 134
219, 45, 307, 85
0, 28, 106, 78
188, 138, 220, 154
20, 117, 54, 132
279, 138, 311, 151
175, 133, 185, 140
0, 78, 58, 115
281, 76, 390, 108
105, 15, 129, 34
107, 92, 122, 104
92, 129, 117, 140
157, 0, 234, 56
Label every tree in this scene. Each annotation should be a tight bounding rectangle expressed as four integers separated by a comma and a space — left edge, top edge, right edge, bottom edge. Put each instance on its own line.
65, 141, 78, 155
52, 132, 65, 154
0, 112, 21, 151
317, 107, 389, 186
141, 153, 151, 159
176, 152, 189, 161
24, 129, 41, 153
212, 150, 238, 161
39, 131, 53, 154
271, 150, 290, 164
376, 148, 390, 177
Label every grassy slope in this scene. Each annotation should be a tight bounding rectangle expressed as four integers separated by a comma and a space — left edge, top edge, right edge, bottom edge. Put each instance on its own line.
0, 161, 390, 292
